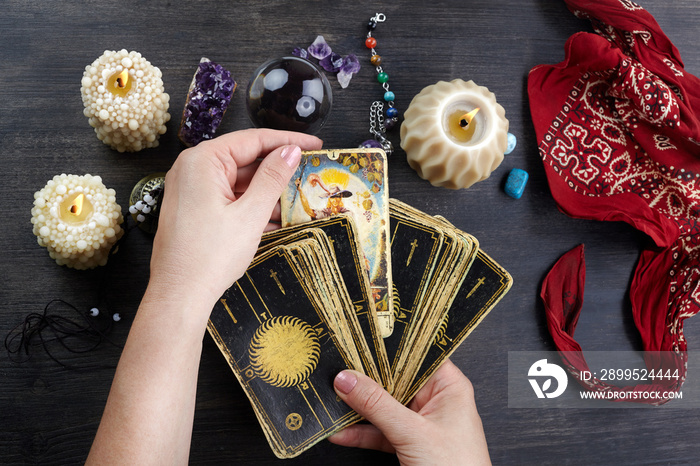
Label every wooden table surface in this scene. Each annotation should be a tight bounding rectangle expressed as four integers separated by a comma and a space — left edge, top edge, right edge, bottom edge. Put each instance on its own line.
2, 1, 700, 464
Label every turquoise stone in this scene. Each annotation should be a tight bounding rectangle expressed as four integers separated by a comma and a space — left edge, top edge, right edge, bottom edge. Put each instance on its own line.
505, 168, 528, 199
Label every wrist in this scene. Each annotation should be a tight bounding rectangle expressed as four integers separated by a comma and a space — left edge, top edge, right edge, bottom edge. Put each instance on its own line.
140, 277, 219, 337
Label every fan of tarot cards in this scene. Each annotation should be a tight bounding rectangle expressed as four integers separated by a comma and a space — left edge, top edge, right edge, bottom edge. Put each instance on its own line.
206, 149, 512, 459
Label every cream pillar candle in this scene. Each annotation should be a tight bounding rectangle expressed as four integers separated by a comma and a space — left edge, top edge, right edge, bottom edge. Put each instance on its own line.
80, 49, 170, 152
31, 174, 124, 269
400, 79, 509, 189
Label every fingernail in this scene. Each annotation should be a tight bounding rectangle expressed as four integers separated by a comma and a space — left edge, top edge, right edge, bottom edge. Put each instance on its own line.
280, 145, 302, 168
334, 370, 358, 395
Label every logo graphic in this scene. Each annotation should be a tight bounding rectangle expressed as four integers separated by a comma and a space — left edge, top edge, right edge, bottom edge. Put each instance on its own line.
528, 359, 568, 399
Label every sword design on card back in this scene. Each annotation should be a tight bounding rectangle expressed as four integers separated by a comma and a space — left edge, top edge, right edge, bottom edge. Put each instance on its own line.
270, 270, 286, 295
466, 277, 486, 299
406, 239, 418, 266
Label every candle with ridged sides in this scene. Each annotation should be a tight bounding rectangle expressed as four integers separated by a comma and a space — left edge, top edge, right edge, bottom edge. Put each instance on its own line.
400, 79, 508, 189
31, 174, 124, 269
80, 49, 170, 152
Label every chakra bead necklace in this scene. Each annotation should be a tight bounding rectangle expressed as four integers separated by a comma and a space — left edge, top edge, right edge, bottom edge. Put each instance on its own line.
361, 13, 399, 155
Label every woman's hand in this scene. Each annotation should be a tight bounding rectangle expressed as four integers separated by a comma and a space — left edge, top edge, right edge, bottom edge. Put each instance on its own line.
148, 128, 322, 316
330, 359, 491, 465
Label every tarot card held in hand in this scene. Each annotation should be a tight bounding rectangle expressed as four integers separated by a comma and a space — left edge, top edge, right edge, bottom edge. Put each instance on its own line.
404, 247, 512, 402
280, 149, 394, 338
385, 199, 514, 402
386, 199, 483, 401
260, 215, 393, 392
207, 243, 363, 459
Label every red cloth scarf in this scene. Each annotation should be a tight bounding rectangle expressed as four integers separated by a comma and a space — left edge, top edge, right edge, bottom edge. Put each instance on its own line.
528, 0, 700, 403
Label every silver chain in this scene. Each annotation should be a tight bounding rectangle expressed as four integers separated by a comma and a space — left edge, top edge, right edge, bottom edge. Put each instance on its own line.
369, 101, 384, 135
369, 101, 393, 155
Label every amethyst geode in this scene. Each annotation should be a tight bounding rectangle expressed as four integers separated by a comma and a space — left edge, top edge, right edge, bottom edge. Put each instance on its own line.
178, 58, 236, 147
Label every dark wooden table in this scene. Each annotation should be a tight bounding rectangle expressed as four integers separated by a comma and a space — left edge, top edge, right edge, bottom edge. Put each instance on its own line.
3, 1, 700, 464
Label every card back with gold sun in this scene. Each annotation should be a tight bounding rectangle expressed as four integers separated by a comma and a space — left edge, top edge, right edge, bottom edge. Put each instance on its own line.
259, 215, 393, 392
280, 149, 394, 338
207, 244, 362, 459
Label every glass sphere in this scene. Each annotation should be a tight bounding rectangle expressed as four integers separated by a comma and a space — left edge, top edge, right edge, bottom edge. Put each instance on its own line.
246, 56, 333, 134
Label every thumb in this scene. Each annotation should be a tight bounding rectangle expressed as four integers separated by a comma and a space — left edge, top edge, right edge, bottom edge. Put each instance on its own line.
334, 370, 419, 444
236, 144, 301, 225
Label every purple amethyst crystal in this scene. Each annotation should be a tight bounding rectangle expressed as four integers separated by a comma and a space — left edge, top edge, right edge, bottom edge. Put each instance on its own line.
178, 58, 237, 147
307, 35, 332, 60
292, 37, 361, 89
341, 54, 361, 74
292, 47, 308, 59
319, 52, 343, 73
337, 54, 361, 88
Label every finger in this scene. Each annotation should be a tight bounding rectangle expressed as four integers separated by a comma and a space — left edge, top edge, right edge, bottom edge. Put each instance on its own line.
333, 370, 420, 446
235, 145, 302, 228
409, 359, 474, 413
270, 202, 281, 221
263, 221, 282, 233
202, 128, 322, 168
328, 424, 396, 454
232, 194, 281, 224
233, 161, 262, 193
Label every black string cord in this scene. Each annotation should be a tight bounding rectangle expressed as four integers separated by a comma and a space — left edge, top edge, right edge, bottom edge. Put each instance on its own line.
4, 214, 143, 367
4, 299, 122, 367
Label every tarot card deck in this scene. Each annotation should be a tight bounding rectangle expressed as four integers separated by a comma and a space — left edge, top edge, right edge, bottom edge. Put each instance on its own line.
207, 154, 512, 458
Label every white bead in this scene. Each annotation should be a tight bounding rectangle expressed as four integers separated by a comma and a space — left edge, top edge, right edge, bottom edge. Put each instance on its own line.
112, 313, 121, 322
136, 214, 146, 223
141, 205, 151, 214
94, 213, 110, 227
129, 205, 138, 214
143, 194, 153, 203
90, 308, 99, 317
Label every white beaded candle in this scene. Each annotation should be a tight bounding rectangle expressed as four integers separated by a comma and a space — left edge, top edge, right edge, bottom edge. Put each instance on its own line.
31, 174, 124, 269
400, 79, 509, 189
80, 49, 171, 152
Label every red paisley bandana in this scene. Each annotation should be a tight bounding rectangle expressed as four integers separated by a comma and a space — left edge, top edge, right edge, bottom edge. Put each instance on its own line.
528, 0, 700, 402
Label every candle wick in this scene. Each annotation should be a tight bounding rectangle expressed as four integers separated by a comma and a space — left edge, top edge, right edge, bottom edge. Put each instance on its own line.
116, 77, 124, 88
460, 118, 469, 128
69, 193, 85, 216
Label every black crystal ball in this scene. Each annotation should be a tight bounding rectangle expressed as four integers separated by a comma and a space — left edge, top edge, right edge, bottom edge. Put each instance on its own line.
246, 56, 333, 134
